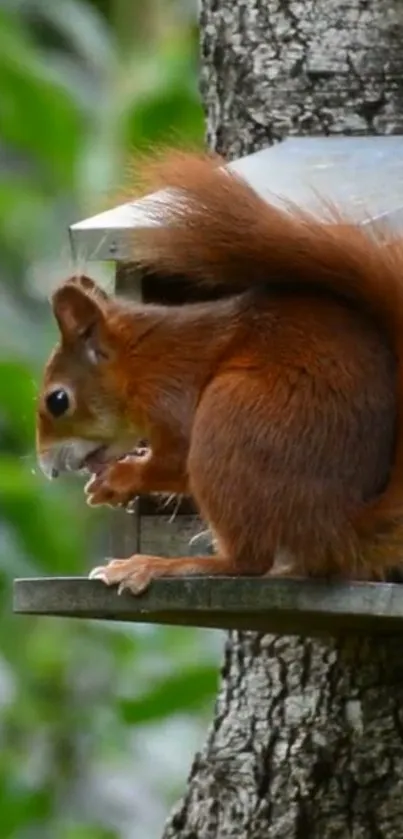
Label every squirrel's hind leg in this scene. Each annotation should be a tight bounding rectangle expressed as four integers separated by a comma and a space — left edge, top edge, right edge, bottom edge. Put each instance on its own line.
186, 372, 283, 578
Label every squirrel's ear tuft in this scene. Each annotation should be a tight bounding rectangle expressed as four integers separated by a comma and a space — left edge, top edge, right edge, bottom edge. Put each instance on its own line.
51, 284, 109, 361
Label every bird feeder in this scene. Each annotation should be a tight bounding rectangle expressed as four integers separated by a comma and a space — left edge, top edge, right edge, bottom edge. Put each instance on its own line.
14, 135, 403, 634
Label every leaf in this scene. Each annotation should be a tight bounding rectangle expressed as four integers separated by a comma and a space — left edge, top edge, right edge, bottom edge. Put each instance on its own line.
25, 0, 115, 74
0, 455, 90, 574
0, 8, 82, 186
0, 358, 36, 444
119, 664, 218, 725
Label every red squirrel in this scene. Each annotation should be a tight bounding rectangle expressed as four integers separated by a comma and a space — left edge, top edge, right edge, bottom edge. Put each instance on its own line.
36, 151, 403, 595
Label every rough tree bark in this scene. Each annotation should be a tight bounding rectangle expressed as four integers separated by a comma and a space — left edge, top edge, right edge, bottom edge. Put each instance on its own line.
163, 2, 403, 837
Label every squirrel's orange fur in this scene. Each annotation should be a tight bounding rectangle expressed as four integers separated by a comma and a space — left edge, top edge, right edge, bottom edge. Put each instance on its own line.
36, 152, 403, 594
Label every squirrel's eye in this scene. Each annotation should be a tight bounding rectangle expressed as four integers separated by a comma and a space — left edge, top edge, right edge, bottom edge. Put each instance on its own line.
45, 388, 71, 418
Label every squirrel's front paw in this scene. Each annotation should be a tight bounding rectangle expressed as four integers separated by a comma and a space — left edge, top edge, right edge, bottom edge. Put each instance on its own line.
89, 556, 159, 594
85, 458, 142, 509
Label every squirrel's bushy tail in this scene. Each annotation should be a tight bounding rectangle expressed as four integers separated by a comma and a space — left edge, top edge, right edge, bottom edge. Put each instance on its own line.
126, 150, 403, 573
126, 150, 402, 319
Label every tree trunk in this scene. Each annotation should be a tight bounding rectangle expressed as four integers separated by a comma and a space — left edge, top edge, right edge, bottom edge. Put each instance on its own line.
163, 2, 403, 837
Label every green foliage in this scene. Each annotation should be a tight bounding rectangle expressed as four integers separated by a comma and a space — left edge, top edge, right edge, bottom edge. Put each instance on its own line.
119, 664, 218, 725
0, 2, 218, 837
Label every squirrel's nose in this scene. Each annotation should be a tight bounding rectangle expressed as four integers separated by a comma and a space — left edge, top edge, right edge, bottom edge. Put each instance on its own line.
37, 449, 63, 481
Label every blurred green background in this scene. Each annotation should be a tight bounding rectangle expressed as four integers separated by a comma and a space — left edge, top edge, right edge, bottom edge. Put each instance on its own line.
0, 1, 222, 837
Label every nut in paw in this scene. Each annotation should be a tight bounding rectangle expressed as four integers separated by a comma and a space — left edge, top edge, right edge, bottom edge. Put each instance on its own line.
85, 459, 141, 508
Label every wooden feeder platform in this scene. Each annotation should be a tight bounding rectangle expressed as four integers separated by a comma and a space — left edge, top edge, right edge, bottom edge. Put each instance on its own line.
12, 577, 403, 637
